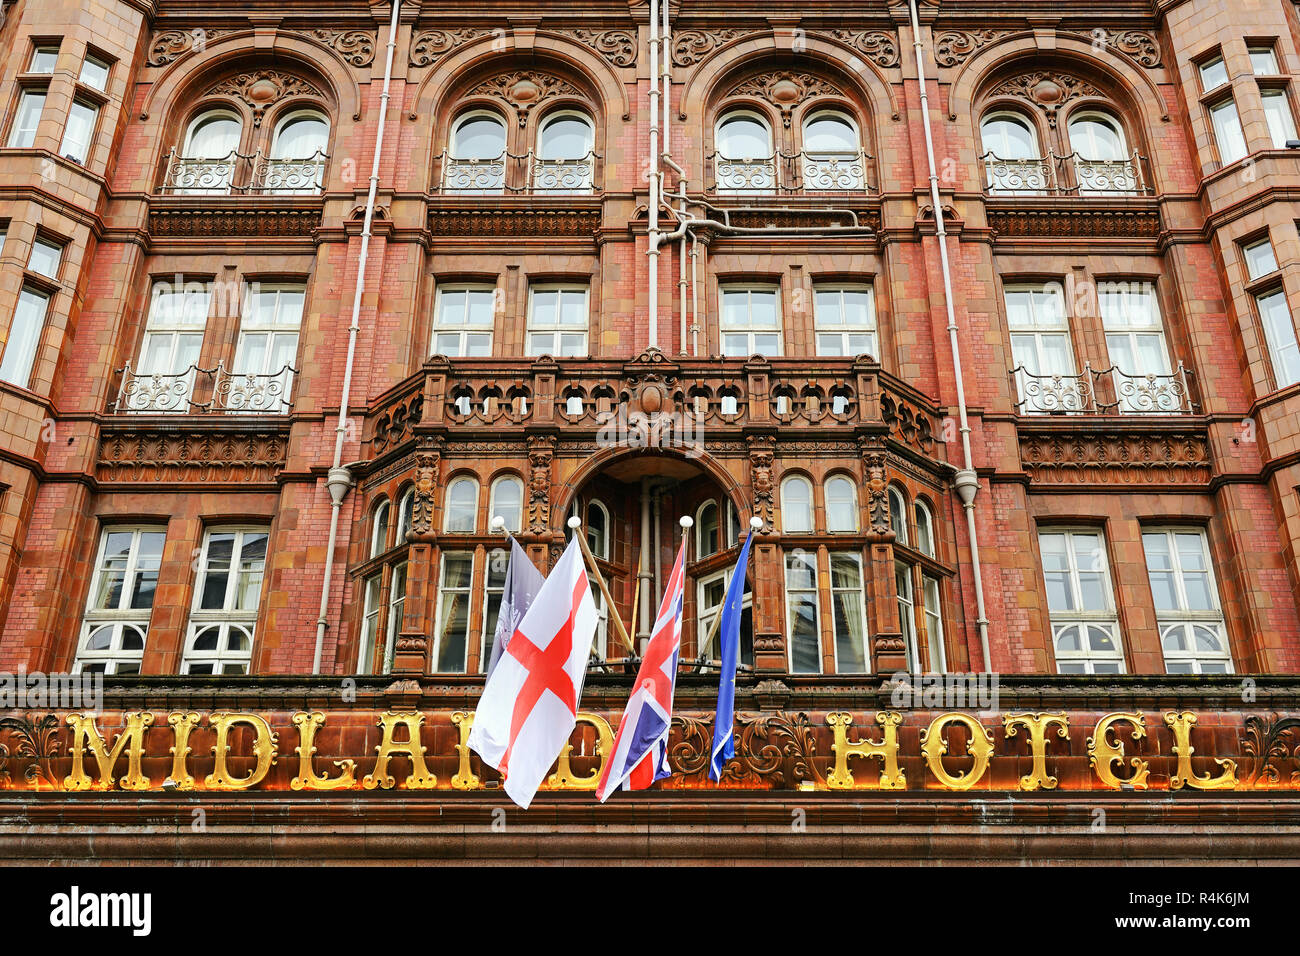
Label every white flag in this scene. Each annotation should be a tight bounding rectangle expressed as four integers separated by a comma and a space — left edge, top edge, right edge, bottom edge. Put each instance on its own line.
468, 536, 597, 809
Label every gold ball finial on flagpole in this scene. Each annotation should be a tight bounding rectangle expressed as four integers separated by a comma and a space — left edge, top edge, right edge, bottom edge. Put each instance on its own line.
491, 515, 506, 533
750, 516, 764, 530
679, 515, 693, 529
567, 515, 582, 530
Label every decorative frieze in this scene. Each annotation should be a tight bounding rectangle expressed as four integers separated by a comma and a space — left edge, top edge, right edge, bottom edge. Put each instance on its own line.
1018, 429, 1211, 485
206, 71, 325, 126
148, 28, 376, 67
817, 30, 900, 68
147, 29, 232, 66
988, 71, 1104, 127
409, 28, 494, 67
426, 207, 600, 238
569, 29, 638, 67
97, 428, 289, 484
148, 206, 322, 239
933, 29, 1012, 67
672, 28, 763, 67
1063, 29, 1162, 68
728, 71, 844, 126
469, 71, 586, 126
301, 29, 377, 67
987, 206, 1161, 239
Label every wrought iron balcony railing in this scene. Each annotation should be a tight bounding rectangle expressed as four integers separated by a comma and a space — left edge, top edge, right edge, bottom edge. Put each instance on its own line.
708, 148, 876, 195
434, 150, 601, 195
1011, 362, 1196, 415
158, 148, 328, 196
112, 362, 298, 414
981, 150, 1148, 196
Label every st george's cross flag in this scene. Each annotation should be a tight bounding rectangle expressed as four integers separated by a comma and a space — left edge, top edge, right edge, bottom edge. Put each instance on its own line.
595, 536, 688, 802
468, 535, 599, 809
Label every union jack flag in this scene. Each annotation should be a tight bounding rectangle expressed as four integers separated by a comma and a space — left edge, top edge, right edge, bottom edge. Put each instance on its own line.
595, 537, 687, 802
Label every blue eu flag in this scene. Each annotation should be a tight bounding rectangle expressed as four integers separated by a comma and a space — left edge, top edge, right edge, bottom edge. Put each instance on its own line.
709, 529, 755, 781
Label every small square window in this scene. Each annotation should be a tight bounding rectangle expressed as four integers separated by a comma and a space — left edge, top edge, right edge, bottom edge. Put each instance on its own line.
1249, 44, 1279, 75
1199, 55, 1229, 92
28, 46, 58, 73
27, 237, 62, 279
79, 55, 110, 92
1244, 238, 1279, 280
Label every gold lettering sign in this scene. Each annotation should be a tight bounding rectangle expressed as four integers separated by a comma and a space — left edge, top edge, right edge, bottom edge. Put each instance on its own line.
1164, 711, 1236, 790
920, 712, 994, 790
205, 712, 278, 790
1088, 712, 1150, 790
167, 711, 200, 790
450, 711, 481, 791
1003, 712, 1069, 791
826, 711, 906, 790
290, 712, 357, 791
547, 712, 614, 790
362, 711, 437, 790
63, 712, 153, 791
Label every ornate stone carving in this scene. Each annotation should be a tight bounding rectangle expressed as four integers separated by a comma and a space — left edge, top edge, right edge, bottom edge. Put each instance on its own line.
988, 206, 1161, 240
426, 207, 600, 238
371, 389, 424, 453
1240, 715, 1300, 787
1065, 29, 1162, 68
469, 71, 585, 126
97, 429, 289, 484
818, 30, 900, 68
408, 452, 440, 537
0, 714, 62, 789
409, 28, 494, 67
569, 29, 637, 67
147, 29, 231, 66
527, 435, 556, 533
148, 207, 322, 239
933, 30, 1011, 67
747, 435, 775, 528
859, 443, 890, 534
206, 71, 324, 126
671, 28, 763, 67
299, 29, 376, 66
880, 389, 938, 455
988, 71, 1103, 127
727, 71, 844, 126
1018, 429, 1212, 485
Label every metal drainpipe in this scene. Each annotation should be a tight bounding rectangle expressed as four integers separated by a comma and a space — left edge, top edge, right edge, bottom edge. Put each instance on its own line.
646, 0, 661, 350
907, 0, 992, 671
311, 0, 401, 674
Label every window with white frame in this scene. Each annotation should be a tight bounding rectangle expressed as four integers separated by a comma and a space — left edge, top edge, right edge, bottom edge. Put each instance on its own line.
719, 286, 781, 356
1143, 528, 1232, 673
481, 546, 509, 671
527, 285, 588, 357
130, 280, 211, 411
396, 487, 415, 541
780, 475, 813, 533
830, 552, 869, 673
177, 110, 242, 195
1243, 237, 1278, 280
698, 567, 753, 666
74, 527, 165, 674
980, 111, 1042, 194
60, 99, 97, 165
784, 550, 820, 673
432, 285, 495, 357
358, 573, 384, 673
1005, 282, 1077, 411
914, 501, 935, 557
1260, 88, 1297, 149
1100, 281, 1174, 410
1039, 529, 1124, 673
697, 499, 721, 557
814, 286, 876, 357
444, 477, 478, 533
825, 475, 858, 533
587, 500, 610, 560
922, 574, 947, 672
888, 486, 908, 546
370, 499, 391, 558
233, 284, 303, 411
447, 111, 507, 193
181, 528, 268, 674
434, 552, 474, 672
1208, 97, 1248, 165
27, 236, 62, 280
0, 286, 50, 388
28, 45, 59, 73
358, 561, 406, 675
801, 110, 864, 189
1254, 288, 1300, 388
268, 110, 329, 194
79, 54, 110, 92
715, 110, 776, 193
536, 111, 595, 193
1249, 44, 1280, 75
896, 561, 920, 671
7, 91, 46, 148
1199, 55, 1229, 92
489, 475, 523, 532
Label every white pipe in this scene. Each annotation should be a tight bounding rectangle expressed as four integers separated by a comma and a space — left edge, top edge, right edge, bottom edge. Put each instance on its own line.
653, 490, 663, 606
647, 0, 661, 350
638, 478, 653, 645
312, 0, 401, 674
907, 0, 991, 671
690, 233, 700, 355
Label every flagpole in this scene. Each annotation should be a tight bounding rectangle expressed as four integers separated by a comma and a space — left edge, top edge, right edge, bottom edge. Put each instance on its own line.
567, 515, 637, 657
695, 516, 763, 663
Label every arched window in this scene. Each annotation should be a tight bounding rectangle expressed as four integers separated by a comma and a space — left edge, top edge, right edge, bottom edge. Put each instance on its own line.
980, 111, 1043, 194
396, 487, 415, 542
801, 110, 864, 190
268, 109, 329, 194
536, 111, 594, 193
177, 109, 243, 194
370, 499, 391, 558
697, 499, 720, 557
1066, 110, 1134, 195
825, 475, 858, 533
888, 486, 908, 546
781, 476, 814, 533
447, 111, 507, 193
444, 477, 478, 533
914, 501, 934, 557
489, 475, 523, 533
587, 499, 610, 560
715, 110, 775, 194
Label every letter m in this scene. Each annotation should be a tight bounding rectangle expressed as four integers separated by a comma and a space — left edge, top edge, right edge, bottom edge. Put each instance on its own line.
63, 712, 155, 791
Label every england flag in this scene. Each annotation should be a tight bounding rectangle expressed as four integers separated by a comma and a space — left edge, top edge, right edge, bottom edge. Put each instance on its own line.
595, 537, 687, 802
469, 535, 599, 809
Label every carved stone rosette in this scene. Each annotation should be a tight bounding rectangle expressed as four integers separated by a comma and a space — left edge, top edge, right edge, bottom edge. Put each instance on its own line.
527, 435, 556, 533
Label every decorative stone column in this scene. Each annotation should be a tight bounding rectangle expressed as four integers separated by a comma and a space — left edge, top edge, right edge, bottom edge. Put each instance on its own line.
393, 447, 440, 674
746, 433, 785, 671
861, 439, 908, 674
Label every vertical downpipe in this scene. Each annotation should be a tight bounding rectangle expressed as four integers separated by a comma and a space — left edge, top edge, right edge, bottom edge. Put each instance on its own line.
647, 0, 661, 350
